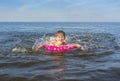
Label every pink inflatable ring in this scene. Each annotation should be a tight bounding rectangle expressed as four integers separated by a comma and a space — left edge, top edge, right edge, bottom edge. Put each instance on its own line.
44, 45, 77, 53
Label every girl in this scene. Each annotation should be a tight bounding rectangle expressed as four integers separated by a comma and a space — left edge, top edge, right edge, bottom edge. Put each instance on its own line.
33, 30, 85, 52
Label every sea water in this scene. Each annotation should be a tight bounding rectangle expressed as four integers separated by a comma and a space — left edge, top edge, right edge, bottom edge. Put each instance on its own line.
0, 22, 120, 81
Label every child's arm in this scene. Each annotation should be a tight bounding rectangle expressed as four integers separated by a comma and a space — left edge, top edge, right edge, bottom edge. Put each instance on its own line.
32, 44, 43, 51
68, 44, 85, 51
32, 41, 53, 51
77, 44, 85, 51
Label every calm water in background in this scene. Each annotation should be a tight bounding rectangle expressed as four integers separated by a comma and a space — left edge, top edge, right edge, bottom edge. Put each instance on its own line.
0, 22, 120, 81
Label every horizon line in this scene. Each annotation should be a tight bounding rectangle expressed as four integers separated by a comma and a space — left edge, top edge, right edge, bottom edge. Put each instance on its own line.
0, 21, 120, 23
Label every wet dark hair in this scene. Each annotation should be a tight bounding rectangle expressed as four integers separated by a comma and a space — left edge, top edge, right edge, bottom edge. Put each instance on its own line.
56, 30, 66, 38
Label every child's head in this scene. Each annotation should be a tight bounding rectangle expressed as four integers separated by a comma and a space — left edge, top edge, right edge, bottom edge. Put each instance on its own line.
55, 30, 66, 45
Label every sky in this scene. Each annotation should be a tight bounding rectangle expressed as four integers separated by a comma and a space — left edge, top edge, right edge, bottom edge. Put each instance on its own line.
0, 0, 120, 22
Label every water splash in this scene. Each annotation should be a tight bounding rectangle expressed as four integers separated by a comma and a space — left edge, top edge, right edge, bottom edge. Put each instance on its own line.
12, 46, 27, 53
30, 33, 119, 54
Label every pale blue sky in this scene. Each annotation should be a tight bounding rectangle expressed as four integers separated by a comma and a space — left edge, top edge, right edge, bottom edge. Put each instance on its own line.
0, 0, 120, 22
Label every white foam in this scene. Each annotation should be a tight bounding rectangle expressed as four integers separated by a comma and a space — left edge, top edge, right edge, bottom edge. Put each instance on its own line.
12, 47, 27, 53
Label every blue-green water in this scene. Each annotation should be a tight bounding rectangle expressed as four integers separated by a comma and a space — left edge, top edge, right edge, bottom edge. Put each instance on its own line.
0, 22, 120, 81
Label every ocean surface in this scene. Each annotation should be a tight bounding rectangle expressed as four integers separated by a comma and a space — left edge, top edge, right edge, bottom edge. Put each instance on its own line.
0, 22, 120, 81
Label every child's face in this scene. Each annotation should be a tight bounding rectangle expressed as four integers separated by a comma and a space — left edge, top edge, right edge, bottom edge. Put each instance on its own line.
56, 33, 65, 45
